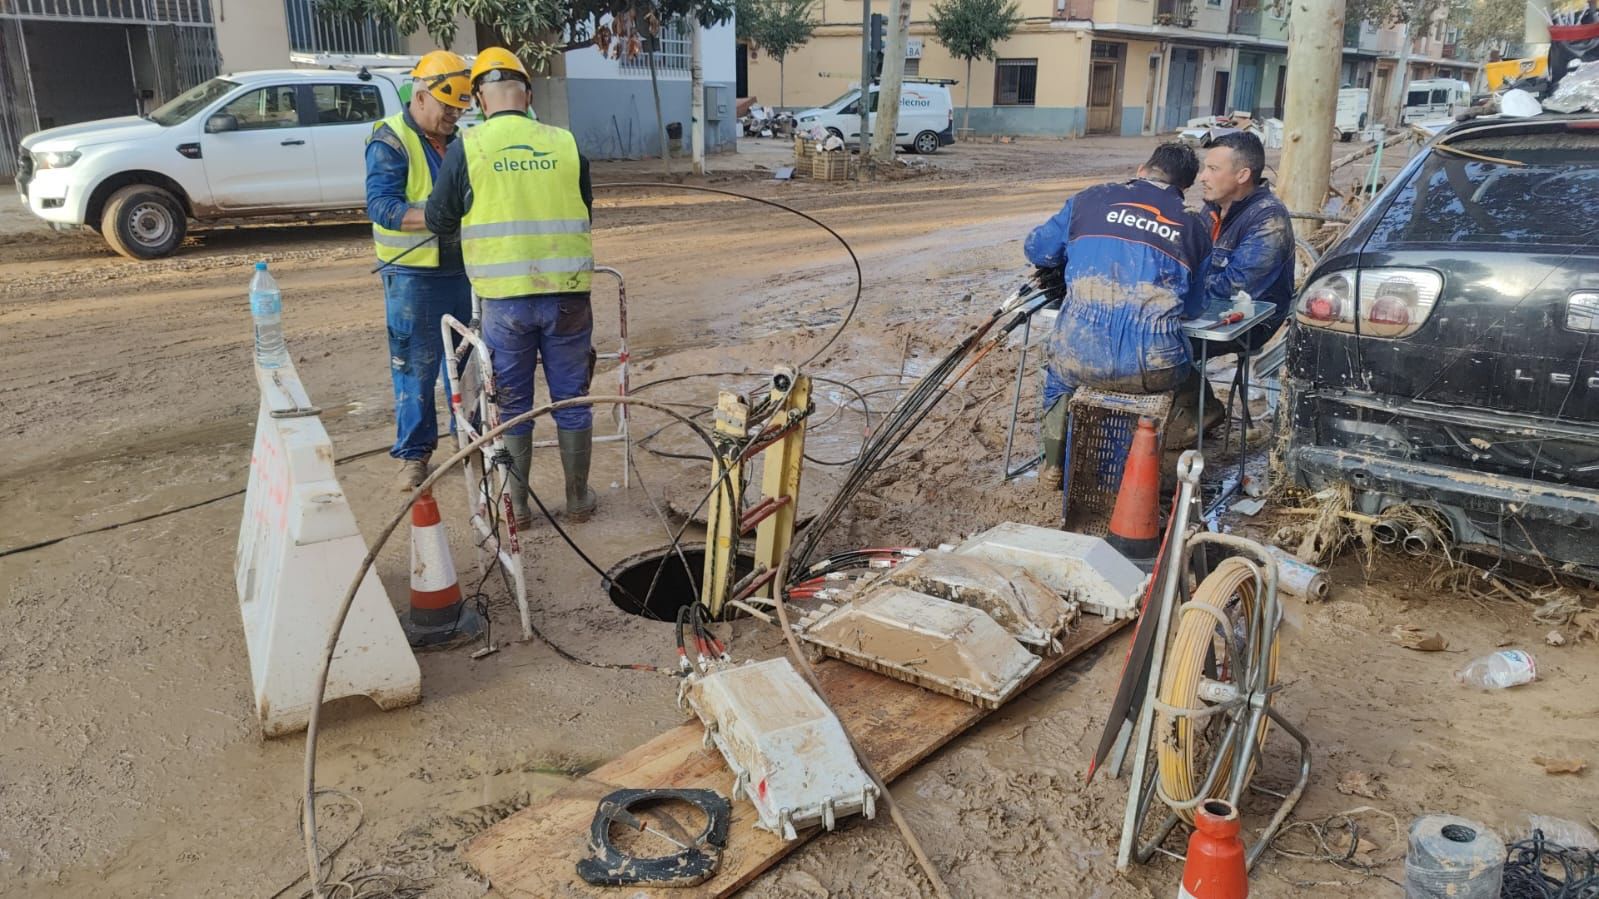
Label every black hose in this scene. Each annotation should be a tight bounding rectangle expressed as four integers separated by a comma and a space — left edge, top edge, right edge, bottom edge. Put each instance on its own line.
593, 183, 861, 369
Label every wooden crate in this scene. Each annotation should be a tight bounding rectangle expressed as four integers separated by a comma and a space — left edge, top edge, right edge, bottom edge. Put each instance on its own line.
810, 151, 850, 181
793, 135, 816, 162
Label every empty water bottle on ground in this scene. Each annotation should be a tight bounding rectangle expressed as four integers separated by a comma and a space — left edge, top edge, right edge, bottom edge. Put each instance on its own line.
250, 261, 290, 369
1454, 649, 1537, 689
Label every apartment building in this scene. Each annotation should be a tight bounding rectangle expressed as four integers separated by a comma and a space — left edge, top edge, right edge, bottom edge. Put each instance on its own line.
743, 0, 1486, 138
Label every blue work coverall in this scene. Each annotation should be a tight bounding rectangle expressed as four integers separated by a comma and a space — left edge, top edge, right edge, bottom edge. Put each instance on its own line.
1024, 179, 1212, 410
423, 110, 596, 438
365, 111, 471, 461
1199, 183, 1295, 351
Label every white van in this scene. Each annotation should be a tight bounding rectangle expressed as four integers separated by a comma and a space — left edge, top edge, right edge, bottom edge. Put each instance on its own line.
1401, 78, 1471, 124
1336, 87, 1369, 140
794, 79, 956, 154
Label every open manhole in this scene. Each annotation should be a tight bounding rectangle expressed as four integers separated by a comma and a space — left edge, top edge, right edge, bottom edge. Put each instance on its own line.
604, 544, 755, 620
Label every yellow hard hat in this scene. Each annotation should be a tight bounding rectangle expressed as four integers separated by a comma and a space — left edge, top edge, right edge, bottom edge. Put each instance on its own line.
470, 46, 531, 87
411, 50, 471, 109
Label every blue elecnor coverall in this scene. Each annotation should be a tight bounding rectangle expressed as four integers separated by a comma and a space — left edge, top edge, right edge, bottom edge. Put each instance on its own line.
1199, 183, 1296, 352
423, 111, 596, 438
365, 110, 471, 461
1024, 178, 1212, 410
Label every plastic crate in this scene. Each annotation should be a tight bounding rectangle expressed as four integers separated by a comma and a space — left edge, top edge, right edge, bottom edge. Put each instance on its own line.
1062, 388, 1173, 535
793, 135, 817, 162
810, 152, 851, 181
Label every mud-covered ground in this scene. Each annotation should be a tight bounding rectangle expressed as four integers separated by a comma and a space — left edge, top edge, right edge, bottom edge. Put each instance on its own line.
2, 136, 1592, 899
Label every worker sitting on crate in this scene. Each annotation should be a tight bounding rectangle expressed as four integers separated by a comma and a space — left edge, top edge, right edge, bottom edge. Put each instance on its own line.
425, 48, 598, 529
1023, 143, 1211, 491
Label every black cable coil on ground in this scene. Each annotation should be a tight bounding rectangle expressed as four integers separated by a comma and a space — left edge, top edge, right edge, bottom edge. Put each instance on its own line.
1501, 830, 1599, 899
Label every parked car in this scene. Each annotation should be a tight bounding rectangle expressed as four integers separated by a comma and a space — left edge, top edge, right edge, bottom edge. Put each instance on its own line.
1284, 112, 1599, 572
15, 67, 409, 259
794, 79, 956, 154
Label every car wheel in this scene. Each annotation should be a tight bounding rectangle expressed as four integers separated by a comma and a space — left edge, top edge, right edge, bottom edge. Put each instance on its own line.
912, 130, 941, 154
101, 184, 187, 260
1340, 130, 1353, 142
825, 127, 844, 140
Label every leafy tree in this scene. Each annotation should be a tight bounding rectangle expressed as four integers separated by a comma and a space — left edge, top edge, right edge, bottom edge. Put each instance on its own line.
738, 0, 816, 105
318, 0, 734, 69
928, 0, 1022, 132
1451, 0, 1529, 56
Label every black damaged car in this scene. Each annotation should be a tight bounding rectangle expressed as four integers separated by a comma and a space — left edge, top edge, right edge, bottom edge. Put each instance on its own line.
1284, 112, 1599, 572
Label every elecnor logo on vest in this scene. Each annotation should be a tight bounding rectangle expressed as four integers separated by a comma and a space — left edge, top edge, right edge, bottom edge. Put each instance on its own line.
493, 144, 559, 172
1106, 202, 1183, 242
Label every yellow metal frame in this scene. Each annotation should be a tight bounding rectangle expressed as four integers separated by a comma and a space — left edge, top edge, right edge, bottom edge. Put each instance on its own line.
701, 391, 748, 618
753, 371, 810, 599
699, 369, 811, 617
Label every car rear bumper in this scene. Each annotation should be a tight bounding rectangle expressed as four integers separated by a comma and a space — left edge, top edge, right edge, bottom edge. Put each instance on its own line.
1289, 445, 1599, 570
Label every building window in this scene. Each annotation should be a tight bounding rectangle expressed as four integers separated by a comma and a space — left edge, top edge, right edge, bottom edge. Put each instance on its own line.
994, 58, 1037, 106
1091, 41, 1123, 60
619, 18, 692, 73
284, 0, 401, 54
904, 57, 921, 77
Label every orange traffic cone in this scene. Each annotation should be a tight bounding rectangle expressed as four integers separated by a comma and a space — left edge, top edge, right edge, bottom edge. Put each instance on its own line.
1106, 416, 1162, 565
1179, 800, 1248, 899
403, 489, 483, 648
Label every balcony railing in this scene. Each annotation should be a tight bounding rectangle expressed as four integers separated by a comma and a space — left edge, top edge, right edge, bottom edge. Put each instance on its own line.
1053, 0, 1095, 19
1232, 7, 1261, 35
1442, 42, 1457, 58
1156, 0, 1195, 27
1344, 22, 1360, 47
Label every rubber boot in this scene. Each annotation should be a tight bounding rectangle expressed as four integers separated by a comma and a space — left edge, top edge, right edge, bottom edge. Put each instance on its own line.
557, 427, 598, 522
1039, 396, 1068, 492
502, 434, 534, 529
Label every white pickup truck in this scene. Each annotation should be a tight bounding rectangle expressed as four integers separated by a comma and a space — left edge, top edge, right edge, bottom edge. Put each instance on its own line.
16, 67, 411, 259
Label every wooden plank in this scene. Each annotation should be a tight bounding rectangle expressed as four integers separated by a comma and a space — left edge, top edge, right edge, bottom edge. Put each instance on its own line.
462, 615, 1129, 898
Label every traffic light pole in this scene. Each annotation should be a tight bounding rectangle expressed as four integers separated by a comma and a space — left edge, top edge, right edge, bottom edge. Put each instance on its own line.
858, 0, 873, 177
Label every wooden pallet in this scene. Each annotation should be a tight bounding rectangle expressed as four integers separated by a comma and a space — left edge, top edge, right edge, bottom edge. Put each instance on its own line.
461, 615, 1129, 898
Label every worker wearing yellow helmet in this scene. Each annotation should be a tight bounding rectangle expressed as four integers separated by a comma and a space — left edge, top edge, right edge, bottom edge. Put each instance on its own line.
427, 47, 600, 529
364, 48, 477, 511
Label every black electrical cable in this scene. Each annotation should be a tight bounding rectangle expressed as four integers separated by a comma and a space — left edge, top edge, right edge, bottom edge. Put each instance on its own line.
0, 445, 392, 560
1501, 830, 1599, 899
301, 396, 729, 898
593, 183, 861, 369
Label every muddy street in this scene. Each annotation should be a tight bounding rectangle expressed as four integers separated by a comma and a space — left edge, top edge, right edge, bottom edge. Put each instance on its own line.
2, 138, 1592, 899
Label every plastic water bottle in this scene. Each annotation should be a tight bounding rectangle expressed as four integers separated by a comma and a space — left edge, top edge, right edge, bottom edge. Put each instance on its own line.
1453, 649, 1537, 689
250, 261, 290, 369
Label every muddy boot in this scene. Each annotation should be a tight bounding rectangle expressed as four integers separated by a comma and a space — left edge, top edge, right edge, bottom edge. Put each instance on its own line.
394, 455, 430, 492
557, 427, 598, 522
1038, 396, 1068, 492
502, 434, 534, 529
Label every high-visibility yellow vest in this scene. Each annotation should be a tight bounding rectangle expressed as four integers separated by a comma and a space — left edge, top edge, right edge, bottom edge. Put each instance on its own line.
368, 113, 439, 269
459, 115, 592, 298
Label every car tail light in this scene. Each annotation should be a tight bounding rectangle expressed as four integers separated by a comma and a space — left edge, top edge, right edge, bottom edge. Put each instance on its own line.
1357, 268, 1441, 339
1296, 271, 1356, 333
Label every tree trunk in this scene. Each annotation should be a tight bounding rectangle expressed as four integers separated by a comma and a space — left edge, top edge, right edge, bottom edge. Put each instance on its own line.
1279, 0, 1347, 238
647, 40, 672, 179
871, 0, 912, 163
691, 22, 705, 176
780, 60, 786, 107
963, 57, 973, 133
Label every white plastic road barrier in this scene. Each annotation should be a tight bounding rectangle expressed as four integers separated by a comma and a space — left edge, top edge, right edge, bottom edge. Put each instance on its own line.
234, 362, 421, 738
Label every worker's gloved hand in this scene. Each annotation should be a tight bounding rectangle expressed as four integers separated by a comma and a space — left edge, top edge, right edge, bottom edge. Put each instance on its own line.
1033, 265, 1066, 306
